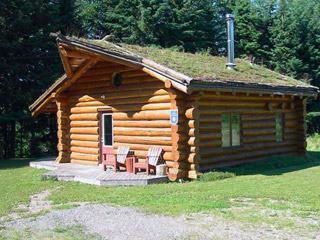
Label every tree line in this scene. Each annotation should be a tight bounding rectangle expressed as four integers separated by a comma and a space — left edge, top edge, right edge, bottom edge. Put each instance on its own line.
0, 0, 319, 158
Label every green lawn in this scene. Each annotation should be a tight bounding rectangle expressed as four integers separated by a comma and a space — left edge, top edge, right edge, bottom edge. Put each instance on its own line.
1, 150, 320, 228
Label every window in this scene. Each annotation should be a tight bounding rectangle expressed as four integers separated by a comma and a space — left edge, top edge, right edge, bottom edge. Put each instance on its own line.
221, 113, 241, 147
103, 114, 113, 146
275, 113, 283, 142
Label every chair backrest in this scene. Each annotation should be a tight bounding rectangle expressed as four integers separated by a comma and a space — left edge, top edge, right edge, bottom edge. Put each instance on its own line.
105, 148, 114, 162
147, 147, 163, 166
116, 146, 130, 164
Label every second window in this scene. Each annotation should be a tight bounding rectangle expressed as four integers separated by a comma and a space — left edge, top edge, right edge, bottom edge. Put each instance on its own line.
221, 113, 241, 147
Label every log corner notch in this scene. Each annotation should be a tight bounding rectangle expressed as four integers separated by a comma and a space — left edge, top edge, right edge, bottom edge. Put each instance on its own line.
168, 91, 202, 181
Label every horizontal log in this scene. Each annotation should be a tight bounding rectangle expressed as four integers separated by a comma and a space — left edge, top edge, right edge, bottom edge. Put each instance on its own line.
70, 134, 99, 141
199, 132, 222, 141
113, 127, 171, 137
83, 65, 133, 77
70, 159, 99, 166
242, 121, 275, 129
70, 95, 172, 107
67, 81, 164, 95
284, 120, 297, 128
199, 115, 221, 123
199, 123, 221, 131
243, 128, 276, 136
76, 74, 111, 83
68, 89, 174, 102
70, 113, 98, 121
201, 92, 293, 102
242, 114, 275, 122
114, 135, 172, 145
285, 133, 297, 140
70, 103, 171, 114
112, 110, 171, 120
199, 140, 222, 148
71, 146, 99, 155
172, 161, 190, 170
70, 127, 99, 135
70, 121, 99, 127
243, 135, 276, 144
68, 80, 111, 91
70, 140, 99, 148
200, 140, 297, 158
199, 101, 265, 108
70, 152, 99, 161
94, 61, 123, 68
121, 70, 148, 78
113, 120, 170, 128
200, 146, 297, 165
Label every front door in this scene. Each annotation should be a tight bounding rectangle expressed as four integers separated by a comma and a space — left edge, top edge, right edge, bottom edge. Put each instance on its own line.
100, 111, 114, 166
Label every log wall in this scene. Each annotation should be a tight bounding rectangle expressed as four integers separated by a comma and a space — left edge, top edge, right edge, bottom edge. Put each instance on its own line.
60, 60, 190, 180
55, 59, 309, 180
56, 95, 70, 163
196, 92, 305, 171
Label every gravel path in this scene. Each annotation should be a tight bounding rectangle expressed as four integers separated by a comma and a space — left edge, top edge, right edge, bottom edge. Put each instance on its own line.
2, 203, 320, 240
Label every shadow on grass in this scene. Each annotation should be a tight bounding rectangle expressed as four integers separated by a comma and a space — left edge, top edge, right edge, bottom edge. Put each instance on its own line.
216, 151, 320, 176
0, 157, 55, 170
0, 158, 35, 170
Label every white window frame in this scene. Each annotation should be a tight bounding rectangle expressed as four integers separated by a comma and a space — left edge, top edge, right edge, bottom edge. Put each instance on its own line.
102, 112, 113, 147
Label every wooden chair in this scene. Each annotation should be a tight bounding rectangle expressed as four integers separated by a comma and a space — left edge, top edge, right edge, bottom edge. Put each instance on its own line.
102, 148, 114, 171
133, 147, 163, 175
103, 146, 134, 172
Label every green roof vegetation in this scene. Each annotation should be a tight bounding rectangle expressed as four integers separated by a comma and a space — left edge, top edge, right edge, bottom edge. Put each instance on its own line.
84, 38, 311, 87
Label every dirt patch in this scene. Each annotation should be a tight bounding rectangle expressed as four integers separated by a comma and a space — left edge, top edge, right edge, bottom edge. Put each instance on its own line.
1, 203, 320, 240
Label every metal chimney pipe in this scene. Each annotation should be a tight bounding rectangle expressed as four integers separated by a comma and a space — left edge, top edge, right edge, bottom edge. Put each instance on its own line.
226, 14, 236, 70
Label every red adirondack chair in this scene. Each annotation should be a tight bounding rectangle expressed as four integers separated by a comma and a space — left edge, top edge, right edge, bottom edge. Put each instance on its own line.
133, 147, 163, 175
102, 146, 134, 172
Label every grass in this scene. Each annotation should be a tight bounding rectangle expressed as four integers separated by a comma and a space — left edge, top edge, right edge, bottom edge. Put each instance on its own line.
307, 133, 320, 151
0, 158, 58, 217
43, 152, 320, 217
0, 224, 103, 240
0, 138, 320, 229
81, 37, 310, 86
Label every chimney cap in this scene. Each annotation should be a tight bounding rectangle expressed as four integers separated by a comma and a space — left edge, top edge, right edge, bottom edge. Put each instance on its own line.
226, 14, 235, 20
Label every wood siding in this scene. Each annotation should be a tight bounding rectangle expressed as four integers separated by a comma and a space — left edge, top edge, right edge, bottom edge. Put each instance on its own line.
55, 60, 308, 180
194, 92, 306, 172
56, 60, 192, 180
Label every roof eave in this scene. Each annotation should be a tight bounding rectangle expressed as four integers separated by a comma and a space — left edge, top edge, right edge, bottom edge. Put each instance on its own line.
189, 81, 319, 98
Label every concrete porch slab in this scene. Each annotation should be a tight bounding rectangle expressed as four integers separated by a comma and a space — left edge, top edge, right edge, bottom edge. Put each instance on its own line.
30, 159, 168, 186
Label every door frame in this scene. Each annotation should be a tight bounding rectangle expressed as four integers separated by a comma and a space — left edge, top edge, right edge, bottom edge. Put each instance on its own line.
98, 108, 113, 163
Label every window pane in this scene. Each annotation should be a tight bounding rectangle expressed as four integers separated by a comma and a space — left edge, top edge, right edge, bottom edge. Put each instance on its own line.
221, 114, 230, 147
276, 113, 283, 142
231, 114, 241, 146
103, 115, 113, 146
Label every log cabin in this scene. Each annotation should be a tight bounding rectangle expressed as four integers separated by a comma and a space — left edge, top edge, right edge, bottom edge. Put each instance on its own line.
29, 34, 318, 181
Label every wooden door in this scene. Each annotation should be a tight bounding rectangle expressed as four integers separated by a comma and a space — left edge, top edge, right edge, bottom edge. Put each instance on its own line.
99, 111, 114, 165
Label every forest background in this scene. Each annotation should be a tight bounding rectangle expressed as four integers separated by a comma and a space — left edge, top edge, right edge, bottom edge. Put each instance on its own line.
1, 0, 319, 158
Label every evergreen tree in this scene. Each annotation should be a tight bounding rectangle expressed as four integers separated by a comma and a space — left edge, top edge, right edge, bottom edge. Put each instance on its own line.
0, 0, 78, 158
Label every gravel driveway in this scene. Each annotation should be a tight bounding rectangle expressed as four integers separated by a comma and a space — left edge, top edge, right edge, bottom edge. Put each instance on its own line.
2, 203, 319, 240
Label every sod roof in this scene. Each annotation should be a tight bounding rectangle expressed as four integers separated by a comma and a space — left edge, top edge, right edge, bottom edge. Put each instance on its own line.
82, 38, 311, 87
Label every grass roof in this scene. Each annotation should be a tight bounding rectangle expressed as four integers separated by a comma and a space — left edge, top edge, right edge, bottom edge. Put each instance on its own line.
76, 38, 311, 87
